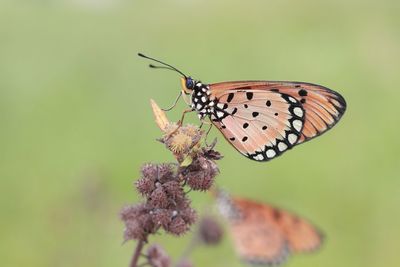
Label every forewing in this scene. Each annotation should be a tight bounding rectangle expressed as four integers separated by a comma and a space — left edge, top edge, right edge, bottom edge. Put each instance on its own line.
209, 89, 305, 161
211, 81, 346, 144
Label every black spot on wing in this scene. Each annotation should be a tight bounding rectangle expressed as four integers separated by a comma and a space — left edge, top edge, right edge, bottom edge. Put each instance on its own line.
227, 93, 234, 103
272, 208, 282, 221
298, 89, 308, 96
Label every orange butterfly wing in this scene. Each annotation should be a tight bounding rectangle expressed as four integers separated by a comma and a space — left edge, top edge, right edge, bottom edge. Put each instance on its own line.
210, 80, 346, 145
217, 193, 323, 265
208, 86, 305, 161
229, 210, 289, 265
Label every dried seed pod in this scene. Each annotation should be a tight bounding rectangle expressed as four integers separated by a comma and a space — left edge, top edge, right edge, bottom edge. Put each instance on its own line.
198, 216, 223, 245
147, 244, 171, 267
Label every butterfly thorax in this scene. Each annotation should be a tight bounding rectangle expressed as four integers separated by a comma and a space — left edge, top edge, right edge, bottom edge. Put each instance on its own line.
190, 81, 215, 119
190, 81, 228, 121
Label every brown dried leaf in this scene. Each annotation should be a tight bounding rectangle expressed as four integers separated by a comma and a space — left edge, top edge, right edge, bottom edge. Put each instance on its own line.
150, 99, 170, 132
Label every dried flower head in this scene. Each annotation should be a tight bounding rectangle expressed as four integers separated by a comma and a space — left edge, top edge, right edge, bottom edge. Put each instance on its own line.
163, 123, 179, 136
179, 207, 197, 225
184, 156, 219, 191
198, 216, 223, 245
162, 123, 204, 162
123, 220, 145, 241
122, 214, 154, 241
163, 180, 184, 202
120, 203, 157, 241
147, 244, 171, 267
149, 187, 169, 209
135, 175, 156, 196
182, 124, 200, 137
121, 100, 224, 267
157, 163, 176, 183
167, 216, 188, 236
138, 213, 157, 235
141, 163, 159, 180
120, 203, 148, 221
151, 209, 172, 228
168, 132, 192, 154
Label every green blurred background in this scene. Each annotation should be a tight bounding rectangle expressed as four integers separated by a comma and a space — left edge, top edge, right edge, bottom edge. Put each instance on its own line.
1, 0, 399, 266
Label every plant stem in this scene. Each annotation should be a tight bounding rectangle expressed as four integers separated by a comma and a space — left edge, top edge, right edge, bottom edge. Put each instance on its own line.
130, 239, 145, 267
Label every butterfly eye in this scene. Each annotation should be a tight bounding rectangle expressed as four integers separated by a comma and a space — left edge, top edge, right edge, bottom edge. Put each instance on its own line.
186, 78, 194, 89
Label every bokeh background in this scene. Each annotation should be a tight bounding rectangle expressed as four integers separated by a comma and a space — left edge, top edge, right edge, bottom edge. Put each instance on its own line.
1, 0, 399, 266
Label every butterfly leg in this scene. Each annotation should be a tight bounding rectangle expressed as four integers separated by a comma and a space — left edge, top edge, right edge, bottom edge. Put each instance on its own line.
199, 118, 212, 128
177, 108, 194, 126
164, 108, 194, 139
199, 119, 213, 146
204, 123, 214, 146
162, 91, 182, 111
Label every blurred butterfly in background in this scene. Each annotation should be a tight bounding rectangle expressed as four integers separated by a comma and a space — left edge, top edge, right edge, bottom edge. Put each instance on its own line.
139, 53, 346, 162
215, 190, 323, 266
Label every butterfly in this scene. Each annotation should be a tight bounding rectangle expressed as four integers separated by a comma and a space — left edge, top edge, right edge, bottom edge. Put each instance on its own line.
216, 190, 324, 266
139, 53, 346, 162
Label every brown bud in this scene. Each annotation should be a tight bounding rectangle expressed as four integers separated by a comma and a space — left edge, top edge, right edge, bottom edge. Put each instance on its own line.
135, 176, 156, 196
163, 181, 184, 201
180, 207, 197, 226
147, 244, 171, 267
149, 187, 169, 209
166, 216, 188, 236
124, 220, 144, 241
141, 163, 159, 180
151, 209, 172, 228
185, 157, 218, 191
163, 124, 203, 159
120, 203, 148, 221
157, 163, 176, 183
198, 216, 223, 245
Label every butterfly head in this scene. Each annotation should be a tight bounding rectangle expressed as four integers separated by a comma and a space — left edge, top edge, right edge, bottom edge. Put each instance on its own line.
180, 76, 198, 94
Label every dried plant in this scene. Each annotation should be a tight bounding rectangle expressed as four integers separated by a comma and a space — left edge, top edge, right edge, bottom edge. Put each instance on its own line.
120, 100, 224, 267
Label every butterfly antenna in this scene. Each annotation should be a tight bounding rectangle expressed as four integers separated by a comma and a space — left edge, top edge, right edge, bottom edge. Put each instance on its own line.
138, 53, 187, 78
149, 64, 177, 72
